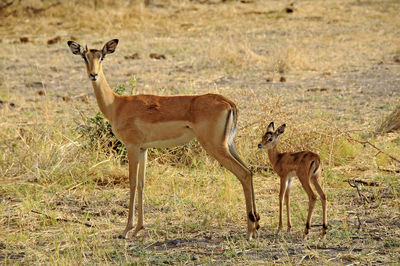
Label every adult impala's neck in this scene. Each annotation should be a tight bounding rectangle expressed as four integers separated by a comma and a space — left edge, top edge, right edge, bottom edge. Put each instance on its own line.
91, 70, 118, 121
267, 144, 280, 167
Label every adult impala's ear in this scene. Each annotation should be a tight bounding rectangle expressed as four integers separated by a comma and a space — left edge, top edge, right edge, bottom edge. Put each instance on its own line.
276, 124, 286, 136
102, 39, 119, 56
266, 122, 275, 133
67, 41, 84, 55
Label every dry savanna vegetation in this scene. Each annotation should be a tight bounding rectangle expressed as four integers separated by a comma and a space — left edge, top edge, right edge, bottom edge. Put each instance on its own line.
1, 0, 400, 264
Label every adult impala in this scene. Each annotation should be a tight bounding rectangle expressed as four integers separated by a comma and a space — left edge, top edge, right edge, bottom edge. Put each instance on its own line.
258, 122, 327, 238
67, 39, 260, 240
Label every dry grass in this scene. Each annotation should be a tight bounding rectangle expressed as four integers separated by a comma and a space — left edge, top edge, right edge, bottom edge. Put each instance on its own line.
1, 0, 400, 264
377, 104, 400, 134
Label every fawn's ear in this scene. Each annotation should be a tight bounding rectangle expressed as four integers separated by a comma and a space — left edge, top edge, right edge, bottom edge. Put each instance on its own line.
276, 124, 286, 136
266, 122, 275, 133
102, 39, 119, 56
67, 41, 84, 55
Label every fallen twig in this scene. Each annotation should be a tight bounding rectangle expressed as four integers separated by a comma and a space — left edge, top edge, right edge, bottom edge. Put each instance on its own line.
378, 167, 400, 174
24, 2, 60, 14
31, 210, 96, 228
346, 179, 380, 187
249, 165, 273, 172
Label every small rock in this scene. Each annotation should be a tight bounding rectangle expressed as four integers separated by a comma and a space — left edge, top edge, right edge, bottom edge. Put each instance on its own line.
285, 7, 294, 13
62, 96, 71, 102
37, 90, 46, 96
394, 55, 400, 63
47, 36, 61, 45
20, 37, 29, 43
124, 53, 140, 60
149, 53, 166, 60
280, 76, 286, 82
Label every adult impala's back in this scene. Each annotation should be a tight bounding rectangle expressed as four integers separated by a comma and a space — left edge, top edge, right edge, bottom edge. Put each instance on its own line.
67, 39, 260, 240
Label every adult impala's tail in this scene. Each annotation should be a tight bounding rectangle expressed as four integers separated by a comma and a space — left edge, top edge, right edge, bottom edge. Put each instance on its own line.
310, 157, 321, 176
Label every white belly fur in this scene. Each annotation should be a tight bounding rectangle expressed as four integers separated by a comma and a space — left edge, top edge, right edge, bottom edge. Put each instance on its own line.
136, 120, 196, 149
286, 171, 296, 189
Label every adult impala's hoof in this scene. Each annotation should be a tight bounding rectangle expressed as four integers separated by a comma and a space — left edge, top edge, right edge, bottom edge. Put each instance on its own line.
322, 223, 328, 239
304, 222, 310, 235
132, 225, 144, 236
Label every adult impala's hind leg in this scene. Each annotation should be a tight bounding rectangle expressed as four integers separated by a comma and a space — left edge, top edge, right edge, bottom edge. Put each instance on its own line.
133, 149, 147, 236
119, 145, 140, 239
199, 140, 258, 240
311, 173, 327, 238
229, 142, 260, 231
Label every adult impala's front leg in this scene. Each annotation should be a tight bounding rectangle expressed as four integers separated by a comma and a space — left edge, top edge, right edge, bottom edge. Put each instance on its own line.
133, 149, 147, 236
119, 145, 140, 239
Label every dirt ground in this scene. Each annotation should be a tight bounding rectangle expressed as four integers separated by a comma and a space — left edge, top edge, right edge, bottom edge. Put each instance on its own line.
1, 0, 400, 264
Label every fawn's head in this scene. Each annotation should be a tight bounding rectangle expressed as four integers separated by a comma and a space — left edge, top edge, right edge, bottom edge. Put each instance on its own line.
258, 122, 286, 149
67, 39, 119, 82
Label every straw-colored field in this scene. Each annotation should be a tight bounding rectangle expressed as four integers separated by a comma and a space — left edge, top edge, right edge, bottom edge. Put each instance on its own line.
1, 0, 400, 264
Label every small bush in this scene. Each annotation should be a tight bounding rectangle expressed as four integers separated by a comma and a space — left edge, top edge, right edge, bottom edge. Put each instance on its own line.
78, 76, 138, 162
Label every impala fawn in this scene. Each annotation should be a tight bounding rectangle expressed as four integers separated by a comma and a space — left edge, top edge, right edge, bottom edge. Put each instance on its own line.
258, 122, 327, 238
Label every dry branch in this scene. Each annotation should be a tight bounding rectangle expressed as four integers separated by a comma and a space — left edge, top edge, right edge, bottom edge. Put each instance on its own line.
342, 129, 400, 164
249, 165, 273, 172
24, 2, 60, 15
346, 179, 380, 187
31, 210, 96, 228
348, 179, 370, 203
378, 167, 400, 174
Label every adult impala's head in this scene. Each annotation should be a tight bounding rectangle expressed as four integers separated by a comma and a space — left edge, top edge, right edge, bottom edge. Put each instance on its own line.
258, 122, 286, 149
67, 39, 119, 82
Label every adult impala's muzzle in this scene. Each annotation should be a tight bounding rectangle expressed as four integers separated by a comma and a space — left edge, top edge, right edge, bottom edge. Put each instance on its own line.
89, 73, 98, 81
258, 143, 263, 149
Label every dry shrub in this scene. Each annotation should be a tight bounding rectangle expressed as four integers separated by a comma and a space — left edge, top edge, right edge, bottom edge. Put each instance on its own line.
201, 37, 269, 70
376, 104, 400, 134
